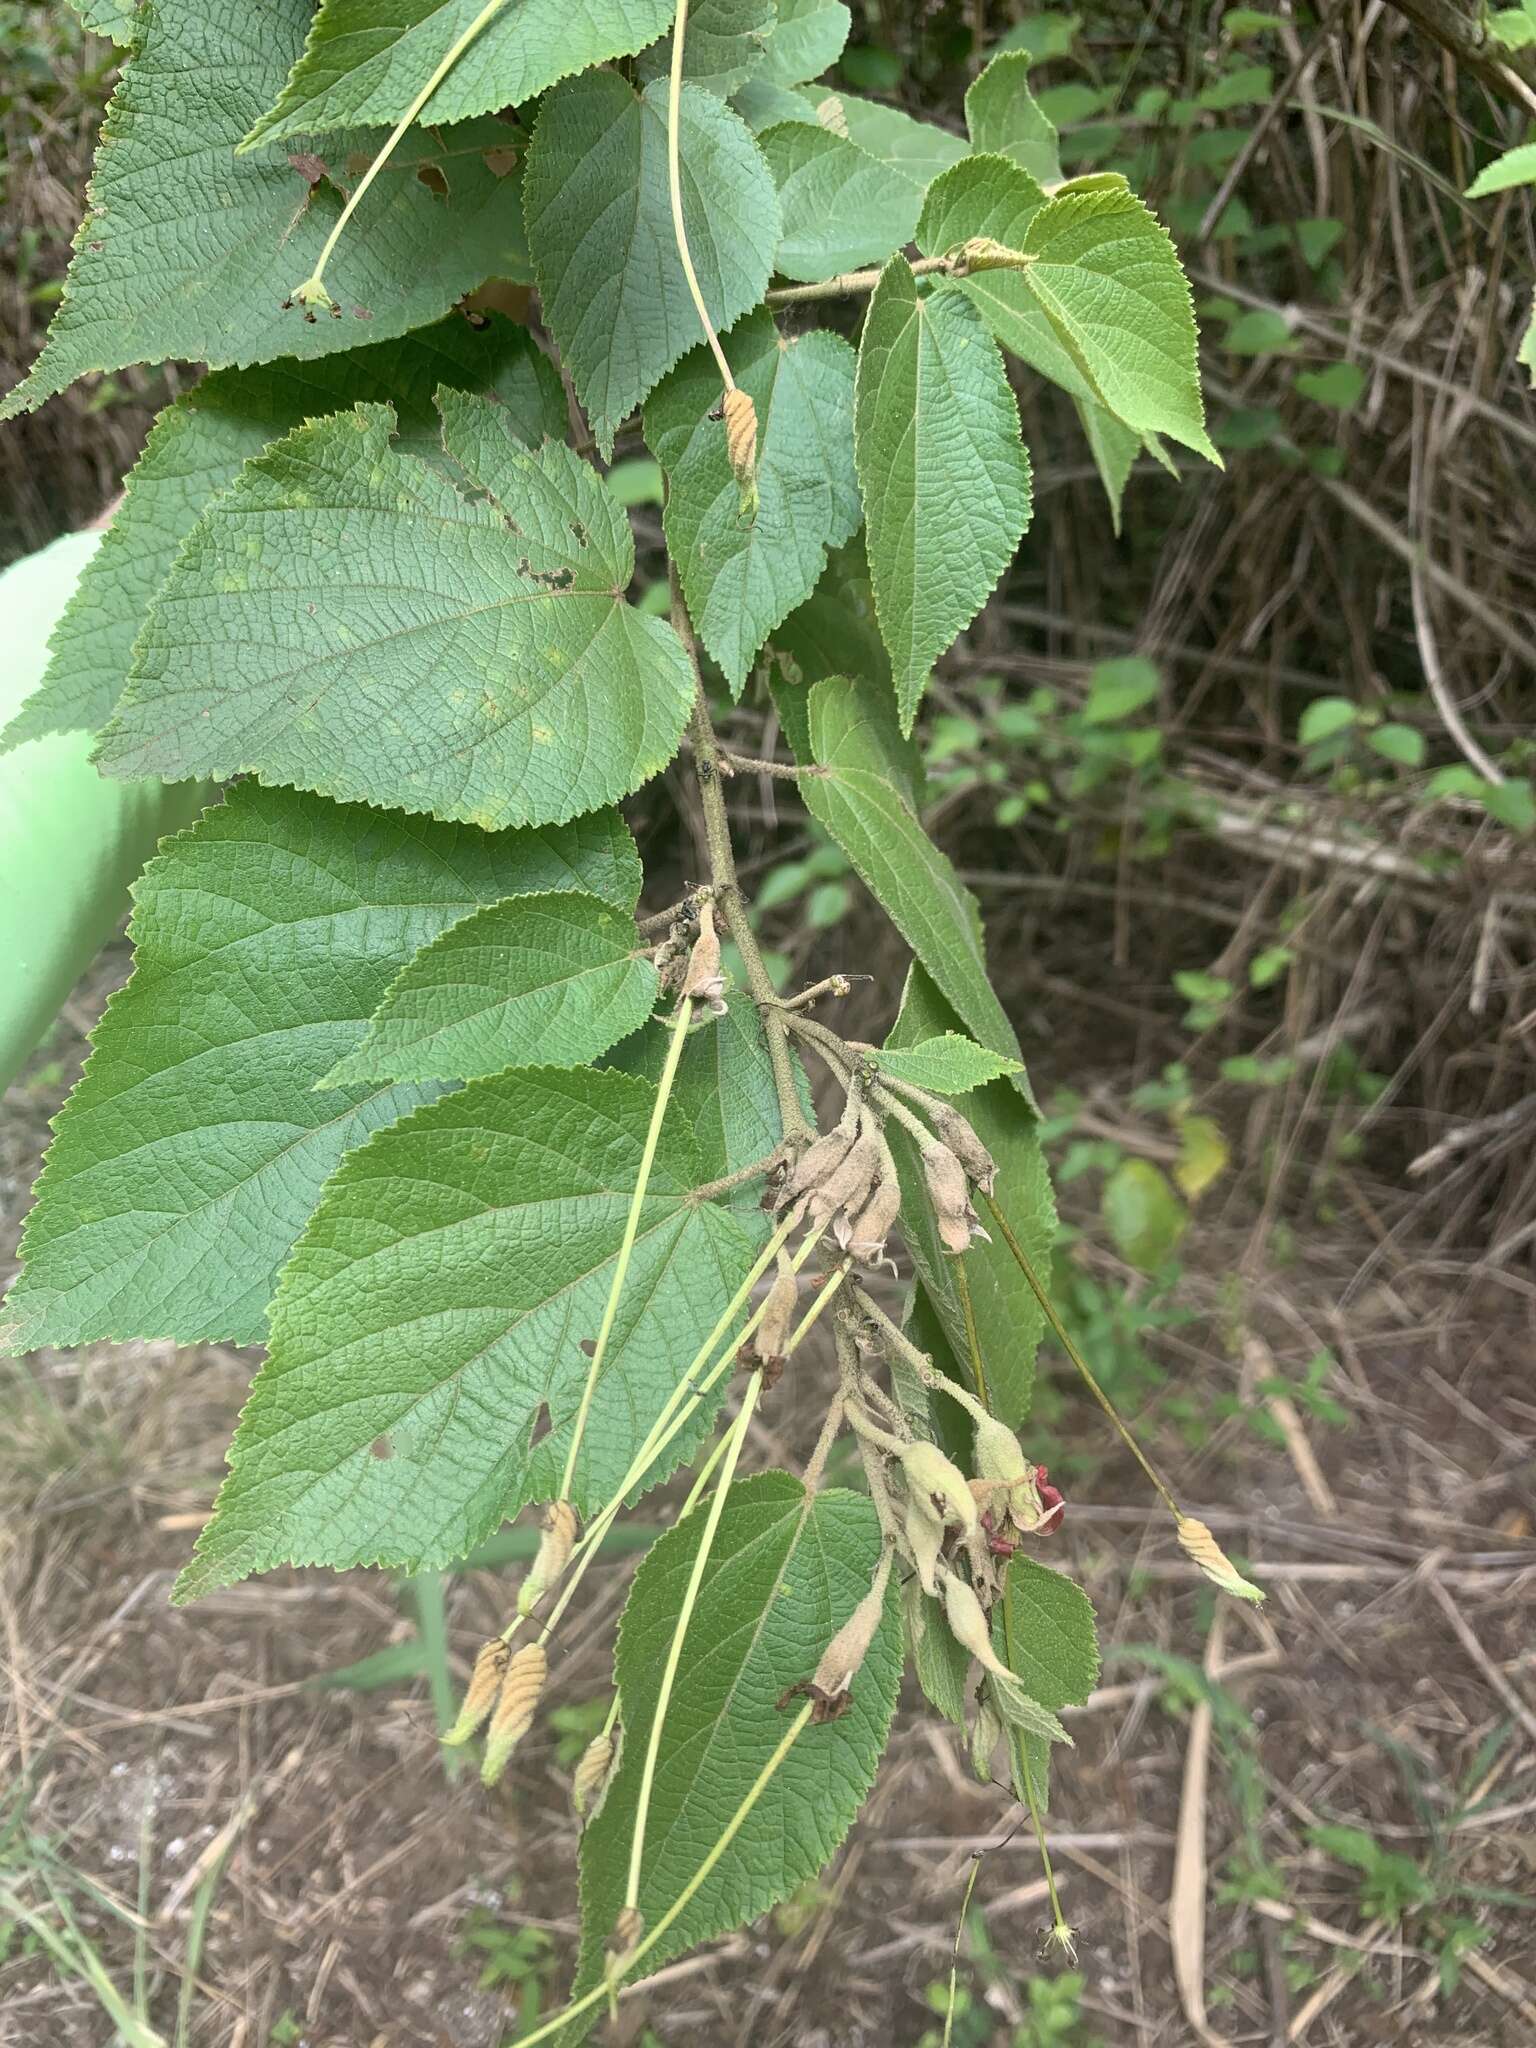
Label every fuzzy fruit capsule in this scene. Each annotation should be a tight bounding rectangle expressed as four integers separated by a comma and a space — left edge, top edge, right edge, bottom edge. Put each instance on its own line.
900, 1439, 979, 1536
443, 1637, 510, 1746
517, 1498, 579, 1616
480, 1642, 548, 1786
572, 1727, 618, 1821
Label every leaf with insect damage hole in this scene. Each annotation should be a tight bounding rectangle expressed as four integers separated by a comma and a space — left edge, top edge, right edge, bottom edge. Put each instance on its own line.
243, 0, 678, 149
646, 311, 859, 694
759, 123, 921, 281
324, 890, 660, 1084
525, 69, 780, 459
96, 392, 695, 829
797, 676, 1026, 1082
854, 256, 1033, 731
0, 783, 640, 1353
172, 1065, 767, 1598
570, 1474, 900, 2031
884, 964, 1053, 1432
0, 0, 526, 420
4, 318, 564, 753
636, 0, 776, 96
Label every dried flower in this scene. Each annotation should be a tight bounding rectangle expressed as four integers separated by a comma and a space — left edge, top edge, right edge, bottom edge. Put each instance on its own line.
805, 1125, 880, 1235
604, 1904, 645, 1992
920, 1136, 984, 1254
572, 1726, 619, 1822
517, 1498, 579, 1616
772, 1119, 857, 1214
928, 1102, 998, 1195
678, 898, 726, 1012
743, 1252, 799, 1369
443, 1637, 509, 1747
840, 1128, 902, 1270
480, 1642, 547, 1786
807, 1551, 891, 1706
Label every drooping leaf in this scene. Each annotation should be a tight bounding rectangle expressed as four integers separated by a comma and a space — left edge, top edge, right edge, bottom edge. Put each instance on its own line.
800, 678, 1025, 1072
854, 257, 1033, 730
759, 123, 921, 280
732, 75, 819, 131
0, 784, 639, 1352
871, 1032, 1023, 1097
885, 965, 1052, 1430
324, 891, 659, 1084
97, 394, 695, 829
993, 1556, 1098, 1803
1464, 141, 1536, 196
4, 318, 564, 753
1074, 394, 1143, 534
637, 0, 775, 95
244, 0, 678, 148
771, 535, 890, 703
173, 1065, 766, 1597
1102, 1157, 1187, 1272
909, 1584, 971, 1727
799, 88, 968, 193
965, 51, 1062, 186
1019, 177, 1218, 460
758, 0, 850, 85
646, 311, 859, 692
574, 1474, 900, 2009
525, 70, 780, 457
0, 0, 525, 420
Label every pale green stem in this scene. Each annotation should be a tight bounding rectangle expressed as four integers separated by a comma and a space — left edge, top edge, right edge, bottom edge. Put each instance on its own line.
676, 1421, 735, 1521
290, 0, 512, 306
557, 996, 694, 1504
624, 1366, 764, 1912
666, 0, 735, 390
941, 1851, 985, 2048
511, 1700, 816, 2048
980, 1191, 1182, 1519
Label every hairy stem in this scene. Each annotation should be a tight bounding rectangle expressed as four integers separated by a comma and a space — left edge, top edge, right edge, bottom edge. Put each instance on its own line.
765, 253, 960, 306
625, 1366, 764, 1911
666, 0, 736, 390
290, 0, 510, 306
556, 997, 694, 1505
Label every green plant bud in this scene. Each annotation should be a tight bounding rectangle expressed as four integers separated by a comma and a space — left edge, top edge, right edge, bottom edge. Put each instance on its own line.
958, 234, 1033, 275
902, 1491, 945, 1596
480, 1642, 547, 1786
900, 1438, 979, 1536
969, 1693, 1006, 1784
973, 1413, 1030, 1488
517, 1497, 579, 1616
928, 1102, 998, 1195
941, 1568, 996, 1667
572, 1725, 619, 1822
442, 1636, 510, 1747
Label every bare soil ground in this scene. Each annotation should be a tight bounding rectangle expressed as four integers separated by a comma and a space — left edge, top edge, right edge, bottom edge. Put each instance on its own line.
4, 946, 1533, 2048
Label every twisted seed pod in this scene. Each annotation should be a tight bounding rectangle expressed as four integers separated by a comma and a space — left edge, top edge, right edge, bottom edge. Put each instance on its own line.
1177, 1517, 1266, 1603
722, 386, 758, 508
443, 1637, 509, 1746
605, 1904, 645, 1989
480, 1642, 548, 1786
572, 1728, 617, 1821
517, 1498, 579, 1615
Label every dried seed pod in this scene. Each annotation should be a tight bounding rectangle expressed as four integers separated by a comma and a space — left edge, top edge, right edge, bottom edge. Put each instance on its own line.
480, 1642, 547, 1786
929, 1101, 998, 1195
517, 1498, 579, 1616
443, 1637, 509, 1746
841, 1127, 902, 1267
722, 386, 759, 518
920, 1137, 983, 1253
899, 1439, 979, 1537
806, 1125, 880, 1234
773, 1120, 857, 1213
678, 898, 726, 1011
1177, 1516, 1265, 1603
572, 1726, 619, 1822
752, 1251, 800, 1365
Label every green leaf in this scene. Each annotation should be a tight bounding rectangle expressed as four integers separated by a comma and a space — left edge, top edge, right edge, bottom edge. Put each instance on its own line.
872, 1032, 1024, 1096
1367, 723, 1425, 769
173, 1066, 767, 1597
798, 88, 968, 193
759, 0, 850, 85
646, 312, 859, 692
998, 12, 1080, 61
67, 0, 135, 43
993, 1557, 1098, 1801
1082, 655, 1160, 724
574, 1474, 900, 2002
1, 0, 525, 420
771, 535, 891, 698
525, 69, 780, 457
801, 678, 1027, 1073
637, 0, 776, 95
1481, 778, 1536, 833
244, 0, 677, 148
854, 258, 1033, 730
1075, 396, 1142, 533
1018, 179, 1218, 461
98, 395, 695, 830
1102, 1157, 1186, 1272
0, 784, 639, 1352
1297, 695, 1357, 745
910, 1586, 972, 1727
1465, 142, 1536, 197
323, 891, 659, 1085
965, 51, 1062, 186
760, 123, 922, 280
1519, 292, 1536, 387
885, 965, 1054, 1430
1294, 360, 1365, 411
4, 318, 564, 752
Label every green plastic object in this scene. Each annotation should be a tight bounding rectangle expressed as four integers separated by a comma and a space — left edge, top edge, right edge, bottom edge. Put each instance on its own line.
0, 530, 209, 1090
